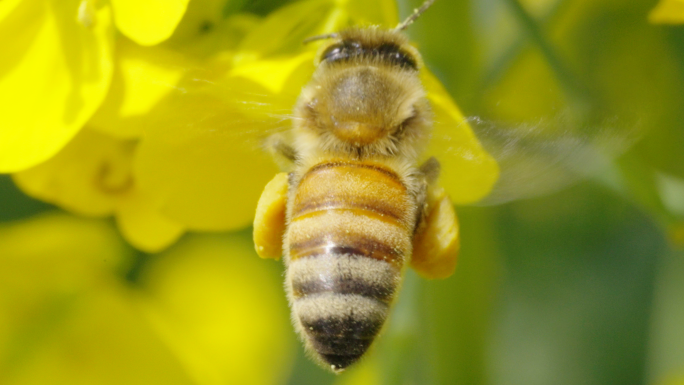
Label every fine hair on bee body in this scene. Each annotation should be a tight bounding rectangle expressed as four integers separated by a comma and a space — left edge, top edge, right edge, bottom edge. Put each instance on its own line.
253, 0, 459, 373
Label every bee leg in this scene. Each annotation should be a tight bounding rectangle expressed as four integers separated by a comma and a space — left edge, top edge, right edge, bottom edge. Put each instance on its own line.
265, 133, 298, 163
419, 156, 440, 184
253, 172, 289, 260
411, 182, 460, 279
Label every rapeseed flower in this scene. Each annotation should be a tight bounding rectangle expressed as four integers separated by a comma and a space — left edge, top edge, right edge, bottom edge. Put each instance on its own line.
0, 0, 113, 172
13, 128, 186, 252
0, 0, 195, 173
0, 214, 292, 384
2, 0, 684, 384
2, 0, 498, 252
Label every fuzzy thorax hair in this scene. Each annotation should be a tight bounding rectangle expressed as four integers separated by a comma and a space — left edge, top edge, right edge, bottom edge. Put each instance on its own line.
293, 28, 432, 161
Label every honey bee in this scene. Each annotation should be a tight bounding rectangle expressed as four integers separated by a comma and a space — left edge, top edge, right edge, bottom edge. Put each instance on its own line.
252, 0, 459, 372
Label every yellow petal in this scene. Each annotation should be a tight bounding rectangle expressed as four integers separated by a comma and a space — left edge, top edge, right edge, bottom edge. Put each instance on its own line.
0, 214, 194, 384
3, 285, 196, 385
110, 0, 190, 46
163, 0, 261, 56
13, 129, 134, 217
89, 37, 194, 139
0, 0, 114, 172
133, 76, 284, 231
233, 0, 397, 64
423, 70, 500, 204
137, 233, 294, 385
234, 0, 341, 63
0, 213, 125, 282
345, 0, 399, 26
116, 189, 185, 253
165, 0, 226, 41
166, 13, 262, 59
231, 52, 315, 95
649, 0, 684, 24
0, 0, 23, 21
13, 127, 185, 252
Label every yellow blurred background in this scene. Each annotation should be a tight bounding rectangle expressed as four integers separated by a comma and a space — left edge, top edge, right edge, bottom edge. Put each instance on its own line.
1, 0, 684, 384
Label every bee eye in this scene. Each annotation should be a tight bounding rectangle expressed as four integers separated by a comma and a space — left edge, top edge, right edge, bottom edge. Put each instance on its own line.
321, 44, 343, 62
321, 40, 364, 63
320, 40, 417, 69
376, 43, 418, 70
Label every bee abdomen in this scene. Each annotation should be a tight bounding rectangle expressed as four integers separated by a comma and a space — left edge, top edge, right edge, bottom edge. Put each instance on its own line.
297, 293, 387, 371
291, 161, 410, 222
288, 254, 400, 371
289, 160, 413, 266
285, 160, 416, 371
292, 270, 394, 303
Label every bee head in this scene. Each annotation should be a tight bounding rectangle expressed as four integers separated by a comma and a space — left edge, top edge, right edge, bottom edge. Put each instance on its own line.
295, 28, 431, 158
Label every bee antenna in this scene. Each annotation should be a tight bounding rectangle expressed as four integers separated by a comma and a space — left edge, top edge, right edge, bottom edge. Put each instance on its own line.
303, 32, 340, 45
395, 0, 436, 31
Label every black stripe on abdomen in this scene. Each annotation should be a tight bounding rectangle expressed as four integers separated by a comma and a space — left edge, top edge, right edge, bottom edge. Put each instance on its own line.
291, 271, 395, 303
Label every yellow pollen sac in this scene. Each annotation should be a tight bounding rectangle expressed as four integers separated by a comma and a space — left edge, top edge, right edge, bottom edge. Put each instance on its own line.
254, 173, 289, 260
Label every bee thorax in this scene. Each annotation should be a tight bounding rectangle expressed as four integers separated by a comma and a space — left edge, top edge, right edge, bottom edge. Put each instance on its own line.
293, 30, 431, 159
331, 121, 386, 145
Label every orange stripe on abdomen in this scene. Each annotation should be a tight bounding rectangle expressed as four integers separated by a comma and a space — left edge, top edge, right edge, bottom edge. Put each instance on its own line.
287, 160, 414, 267
292, 161, 411, 225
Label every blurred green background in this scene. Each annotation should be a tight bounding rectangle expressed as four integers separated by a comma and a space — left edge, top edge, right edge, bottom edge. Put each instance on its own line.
2, 0, 684, 384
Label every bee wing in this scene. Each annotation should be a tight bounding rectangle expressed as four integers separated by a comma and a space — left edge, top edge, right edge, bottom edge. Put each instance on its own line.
136, 55, 309, 158
129, 58, 308, 231
423, 71, 640, 206
465, 113, 639, 205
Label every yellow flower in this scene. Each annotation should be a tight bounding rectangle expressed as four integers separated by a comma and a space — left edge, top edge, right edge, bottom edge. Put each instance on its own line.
13, 128, 185, 252
110, 0, 190, 46
0, 0, 114, 173
0, 214, 180, 384
650, 0, 684, 24
7, 0, 261, 249
0, 214, 293, 384
88, 37, 197, 139
0, 0, 194, 173
136, 232, 294, 385
5, 0, 498, 251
